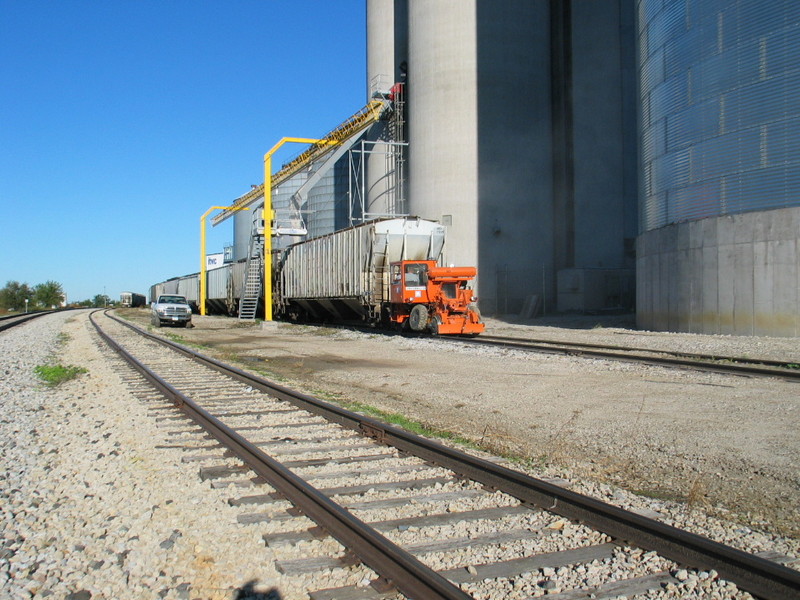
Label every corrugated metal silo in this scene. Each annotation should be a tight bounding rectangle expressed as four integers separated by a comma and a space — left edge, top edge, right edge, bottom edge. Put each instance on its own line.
306, 171, 336, 239
637, 0, 800, 335
272, 174, 308, 250
232, 202, 254, 261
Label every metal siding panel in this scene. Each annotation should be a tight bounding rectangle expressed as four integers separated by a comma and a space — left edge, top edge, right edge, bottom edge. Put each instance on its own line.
279, 218, 442, 302
232, 261, 245, 298
207, 264, 229, 300
639, 0, 800, 231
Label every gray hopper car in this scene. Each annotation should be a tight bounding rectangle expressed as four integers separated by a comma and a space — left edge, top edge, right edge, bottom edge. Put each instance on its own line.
149, 217, 464, 326
120, 292, 147, 308
275, 217, 446, 323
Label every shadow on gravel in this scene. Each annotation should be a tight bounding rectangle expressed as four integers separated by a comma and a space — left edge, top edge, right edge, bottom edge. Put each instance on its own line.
234, 581, 282, 600
492, 312, 637, 330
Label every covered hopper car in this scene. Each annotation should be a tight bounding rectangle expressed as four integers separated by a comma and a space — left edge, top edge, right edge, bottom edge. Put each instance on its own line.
150, 218, 484, 335
120, 292, 147, 308
274, 218, 484, 335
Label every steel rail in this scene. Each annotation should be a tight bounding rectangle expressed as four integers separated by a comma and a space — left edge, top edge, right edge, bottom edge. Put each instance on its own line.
91, 311, 471, 600
299, 323, 800, 380
103, 311, 800, 600
479, 334, 799, 370
456, 335, 800, 381
0, 309, 59, 332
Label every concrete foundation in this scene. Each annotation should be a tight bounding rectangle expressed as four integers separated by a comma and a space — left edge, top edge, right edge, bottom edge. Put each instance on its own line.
557, 268, 634, 313
636, 206, 800, 337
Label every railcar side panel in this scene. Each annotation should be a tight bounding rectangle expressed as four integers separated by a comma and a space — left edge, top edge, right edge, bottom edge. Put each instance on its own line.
276, 218, 445, 321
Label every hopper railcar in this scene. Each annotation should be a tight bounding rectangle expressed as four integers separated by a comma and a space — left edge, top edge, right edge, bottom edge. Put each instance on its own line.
275, 218, 484, 335
150, 217, 484, 335
120, 292, 147, 308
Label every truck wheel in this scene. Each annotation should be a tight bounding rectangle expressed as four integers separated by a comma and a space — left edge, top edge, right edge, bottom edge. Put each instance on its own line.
408, 304, 429, 332
430, 314, 442, 336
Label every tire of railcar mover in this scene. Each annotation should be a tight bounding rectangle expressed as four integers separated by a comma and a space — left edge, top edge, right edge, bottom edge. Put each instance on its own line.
409, 304, 429, 332
430, 314, 441, 335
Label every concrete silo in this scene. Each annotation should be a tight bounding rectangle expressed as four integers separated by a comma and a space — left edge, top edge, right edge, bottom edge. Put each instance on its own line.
364, 0, 408, 219
371, 0, 638, 315
636, 0, 800, 336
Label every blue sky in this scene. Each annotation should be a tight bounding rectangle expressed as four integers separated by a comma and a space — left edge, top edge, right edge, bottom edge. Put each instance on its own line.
0, 0, 366, 303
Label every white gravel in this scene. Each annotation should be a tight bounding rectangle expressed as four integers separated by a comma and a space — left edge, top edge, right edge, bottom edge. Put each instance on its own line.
0, 312, 301, 599
3, 310, 799, 600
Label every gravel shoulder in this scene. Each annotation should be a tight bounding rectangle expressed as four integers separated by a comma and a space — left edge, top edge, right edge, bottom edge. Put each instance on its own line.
1, 311, 302, 599
117, 309, 800, 540
2, 309, 798, 600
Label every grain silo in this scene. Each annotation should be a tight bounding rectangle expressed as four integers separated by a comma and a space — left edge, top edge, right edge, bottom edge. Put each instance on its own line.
636, 0, 800, 336
368, 0, 639, 315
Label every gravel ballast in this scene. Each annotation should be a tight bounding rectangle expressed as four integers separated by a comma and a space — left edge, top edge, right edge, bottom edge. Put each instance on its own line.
2, 309, 798, 599
126, 310, 799, 539
0, 312, 300, 600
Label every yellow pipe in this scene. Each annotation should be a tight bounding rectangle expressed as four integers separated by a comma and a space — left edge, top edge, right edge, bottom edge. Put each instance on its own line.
200, 205, 247, 316
262, 137, 336, 321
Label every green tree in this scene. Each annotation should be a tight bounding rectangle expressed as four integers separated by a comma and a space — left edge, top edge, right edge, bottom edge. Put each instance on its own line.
0, 281, 33, 310
34, 280, 65, 308
92, 294, 110, 308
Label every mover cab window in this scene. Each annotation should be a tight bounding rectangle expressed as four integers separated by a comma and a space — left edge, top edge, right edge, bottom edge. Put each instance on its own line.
405, 263, 428, 287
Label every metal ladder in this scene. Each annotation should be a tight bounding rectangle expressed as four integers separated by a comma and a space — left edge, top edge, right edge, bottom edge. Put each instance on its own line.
238, 218, 264, 321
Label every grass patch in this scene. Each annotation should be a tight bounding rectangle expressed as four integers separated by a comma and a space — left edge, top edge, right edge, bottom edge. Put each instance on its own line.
250, 365, 290, 383
56, 332, 71, 345
34, 364, 87, 387
162, 332, 209, 350
302, 388, 531, 466
163, 332, 188, 344
222, 351, 292, 383
333, 397, 478, 448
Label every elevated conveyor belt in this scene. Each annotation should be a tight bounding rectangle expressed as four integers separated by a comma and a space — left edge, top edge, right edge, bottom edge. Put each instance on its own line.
212, 98, 388, 226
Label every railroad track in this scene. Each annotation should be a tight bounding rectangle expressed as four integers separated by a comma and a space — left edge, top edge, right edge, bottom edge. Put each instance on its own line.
90, 310, 800, 600
307, 323, 800, 381
445, 334, 800, 382
0, 310, 59, 332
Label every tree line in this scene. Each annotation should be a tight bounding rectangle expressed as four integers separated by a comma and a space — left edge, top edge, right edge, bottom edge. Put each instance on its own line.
0, 280, 113, 311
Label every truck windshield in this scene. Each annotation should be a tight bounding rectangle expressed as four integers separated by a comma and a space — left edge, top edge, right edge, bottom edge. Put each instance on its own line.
404, 263, 428, 287
159, 296, 188, 304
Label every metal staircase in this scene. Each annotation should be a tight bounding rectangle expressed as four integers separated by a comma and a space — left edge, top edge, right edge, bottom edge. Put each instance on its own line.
238, 217, 264, 321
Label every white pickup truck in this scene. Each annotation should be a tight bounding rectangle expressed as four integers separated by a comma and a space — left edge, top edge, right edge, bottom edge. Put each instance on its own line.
150, 294, 193, 328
